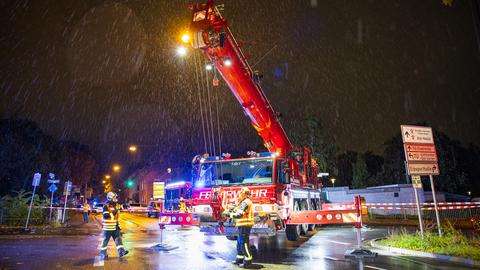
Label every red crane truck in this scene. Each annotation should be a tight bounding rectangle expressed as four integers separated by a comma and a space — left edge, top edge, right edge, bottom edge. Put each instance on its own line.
161, 1, 360, 241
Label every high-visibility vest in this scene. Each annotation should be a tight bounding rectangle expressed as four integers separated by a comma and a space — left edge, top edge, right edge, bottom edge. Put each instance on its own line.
232, 198, 254, 227
83, 204, 90, 213
102, 203, 120, 231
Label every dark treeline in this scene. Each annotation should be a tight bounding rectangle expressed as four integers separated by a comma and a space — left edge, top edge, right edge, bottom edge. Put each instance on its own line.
0, 117, 98, 197
292, 118, 480, 197
1, 117, 479, 198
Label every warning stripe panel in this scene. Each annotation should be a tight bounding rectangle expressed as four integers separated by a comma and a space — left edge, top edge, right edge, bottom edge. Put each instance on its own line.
286, 209, 360, 225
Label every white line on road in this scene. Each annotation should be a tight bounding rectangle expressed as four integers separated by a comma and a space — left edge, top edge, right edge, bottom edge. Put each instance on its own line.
365, 266, 387, 270
323, 256, 340, 261
93, 256, 104, 267
326, 240, 352, 245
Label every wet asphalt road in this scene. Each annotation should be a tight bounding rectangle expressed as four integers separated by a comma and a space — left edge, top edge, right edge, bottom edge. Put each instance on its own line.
0, 213, 477, 270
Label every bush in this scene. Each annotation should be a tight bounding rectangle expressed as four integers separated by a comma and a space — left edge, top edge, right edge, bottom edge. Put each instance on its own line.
0, 190, 49, 226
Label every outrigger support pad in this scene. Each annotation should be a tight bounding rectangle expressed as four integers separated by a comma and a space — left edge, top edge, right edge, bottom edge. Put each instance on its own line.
344, 248, 377, 259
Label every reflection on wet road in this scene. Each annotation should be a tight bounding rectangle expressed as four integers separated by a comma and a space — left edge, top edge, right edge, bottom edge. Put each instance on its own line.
0, 213, 477, 269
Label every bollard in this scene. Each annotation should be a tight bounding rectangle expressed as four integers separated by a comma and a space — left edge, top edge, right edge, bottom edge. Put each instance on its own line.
150, 214, 178, 251
345, 195, 377, 259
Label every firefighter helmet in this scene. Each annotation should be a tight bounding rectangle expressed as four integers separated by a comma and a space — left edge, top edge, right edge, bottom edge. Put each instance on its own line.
240, 187, 251, 196
106, 191, 118, 202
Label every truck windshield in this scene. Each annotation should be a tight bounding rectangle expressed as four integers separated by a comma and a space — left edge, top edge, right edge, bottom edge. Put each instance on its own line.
196, 158, 273, 187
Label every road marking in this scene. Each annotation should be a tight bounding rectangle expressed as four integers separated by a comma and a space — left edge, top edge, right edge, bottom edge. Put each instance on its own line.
365, 266, 387, 270
93, 256, 104, 267
323, 256, 340, 261
326, 240, 351, 245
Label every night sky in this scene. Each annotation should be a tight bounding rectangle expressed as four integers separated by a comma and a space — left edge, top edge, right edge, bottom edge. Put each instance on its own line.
1, 0, 479, 168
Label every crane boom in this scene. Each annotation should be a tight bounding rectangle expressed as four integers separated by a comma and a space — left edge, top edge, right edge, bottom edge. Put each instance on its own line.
187, 1, 293, 155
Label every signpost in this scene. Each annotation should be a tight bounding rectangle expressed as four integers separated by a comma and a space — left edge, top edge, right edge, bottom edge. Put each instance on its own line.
411, 175, 422, 189
153, 182, 165, 200
25, 173, 41, 229
62, 181, 72, 223
401, 125, 442, 236
47, 174, 59, 223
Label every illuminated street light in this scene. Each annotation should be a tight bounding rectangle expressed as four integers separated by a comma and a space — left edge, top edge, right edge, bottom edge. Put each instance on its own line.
468, 191, 472, 196
330, 178, 336, 188
167, 168, 172, 174
180, 32, 191, 43
102, 180, 106, 184
176, 46, 187, 56
113, 164, 121, 172
128, 145, 137, 152
105, 175, 111, 179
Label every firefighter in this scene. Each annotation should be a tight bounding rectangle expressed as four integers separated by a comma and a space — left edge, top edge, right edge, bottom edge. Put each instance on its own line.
225, 187, 254, 268
82, 202, 91, 223
99, 192, 128, 260
179, 197, 187, 213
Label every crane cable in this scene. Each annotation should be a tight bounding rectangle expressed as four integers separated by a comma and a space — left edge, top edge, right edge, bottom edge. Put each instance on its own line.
203, 58, 217, 157
213, 66, 222, 156
193, 50, 208, 154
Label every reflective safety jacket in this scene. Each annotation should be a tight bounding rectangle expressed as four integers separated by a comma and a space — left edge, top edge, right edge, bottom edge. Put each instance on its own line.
102, 202, 121, 231
229, 197, 254, 227
83, 204, 91, 213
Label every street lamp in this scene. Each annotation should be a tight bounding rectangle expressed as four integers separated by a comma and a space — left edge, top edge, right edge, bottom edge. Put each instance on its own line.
128, 145, 137, 152
330, 178, 336, 188
176, 46, 187, 56
105, 175, 111, 179
113, 164, 121, 172
102, 180, 106, 184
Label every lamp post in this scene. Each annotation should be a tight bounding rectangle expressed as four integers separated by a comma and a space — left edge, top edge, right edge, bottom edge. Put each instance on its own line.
330, 178, 336, 188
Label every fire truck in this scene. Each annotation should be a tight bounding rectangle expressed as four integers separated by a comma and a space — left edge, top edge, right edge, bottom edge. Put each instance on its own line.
161, 1, 360, 241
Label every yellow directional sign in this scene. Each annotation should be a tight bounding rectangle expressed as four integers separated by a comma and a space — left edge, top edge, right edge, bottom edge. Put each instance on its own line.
153, 182, 165, 199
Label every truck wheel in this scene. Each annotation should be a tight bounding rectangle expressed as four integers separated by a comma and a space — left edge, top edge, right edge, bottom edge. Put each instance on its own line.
286, 224, 300, 241
299, 201, 309, 235
307, 200, 316, 231
226, 235, 238, 241
286, 201, 302, 241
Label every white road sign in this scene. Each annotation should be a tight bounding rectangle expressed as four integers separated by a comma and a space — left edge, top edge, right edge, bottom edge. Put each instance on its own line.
411, 175, 422, 189
32, 173, 41, 186
407, 163, 440, 176
401, 125, 434, 144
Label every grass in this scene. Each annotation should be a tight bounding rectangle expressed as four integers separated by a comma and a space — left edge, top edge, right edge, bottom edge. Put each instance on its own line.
379, 223, 480, 262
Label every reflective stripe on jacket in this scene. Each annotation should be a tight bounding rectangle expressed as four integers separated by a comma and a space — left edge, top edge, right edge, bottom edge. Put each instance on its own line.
230, 198, 254, 227
102, 202, 120, 231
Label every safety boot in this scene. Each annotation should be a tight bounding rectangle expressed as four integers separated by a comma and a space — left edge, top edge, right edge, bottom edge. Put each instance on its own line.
118, 249, 129, 257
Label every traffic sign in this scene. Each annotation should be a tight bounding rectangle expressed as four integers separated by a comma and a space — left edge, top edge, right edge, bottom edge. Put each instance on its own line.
401, 125, 434, 144
408, 163, 440, 176
406, 151, 438, 162
63, 181, 72, 196
411, 176, 422, 189
32, 173, 41, 186
404, 143, 436, 153
47, 179, 60, 184
48, 184, 58, 193
153, 182, 165, 199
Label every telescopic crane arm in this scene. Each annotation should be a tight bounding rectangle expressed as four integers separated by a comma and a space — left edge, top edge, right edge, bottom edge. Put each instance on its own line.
186, 1, 293, 156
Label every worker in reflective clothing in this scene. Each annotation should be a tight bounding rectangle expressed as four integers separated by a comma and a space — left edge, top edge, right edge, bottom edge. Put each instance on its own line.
179, 197, 187, 213
100, 192, 128, 259
225, 187, 254, 268
82, 202, 91, 223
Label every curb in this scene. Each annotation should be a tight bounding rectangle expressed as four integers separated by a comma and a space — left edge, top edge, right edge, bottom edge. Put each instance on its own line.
370, 238, 480, 267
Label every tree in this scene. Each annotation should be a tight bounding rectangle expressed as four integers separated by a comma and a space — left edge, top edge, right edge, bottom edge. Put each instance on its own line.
290, 116, 338, 177
352, 155, 369, 188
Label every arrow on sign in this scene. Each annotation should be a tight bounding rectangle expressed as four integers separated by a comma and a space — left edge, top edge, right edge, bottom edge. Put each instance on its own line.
404, 131, 410, 138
